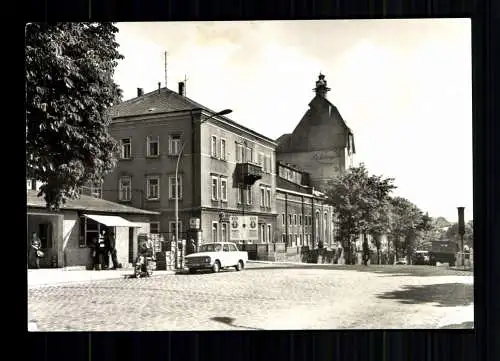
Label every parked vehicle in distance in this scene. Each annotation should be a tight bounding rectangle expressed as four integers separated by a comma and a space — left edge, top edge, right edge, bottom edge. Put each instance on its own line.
429, 240, 458, 266
184, 242, 248, 273
395, 258, 408, 265
413, 250, 430, 265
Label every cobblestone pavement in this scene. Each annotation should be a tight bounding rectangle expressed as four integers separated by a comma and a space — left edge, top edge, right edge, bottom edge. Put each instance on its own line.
28, 264, 473, 331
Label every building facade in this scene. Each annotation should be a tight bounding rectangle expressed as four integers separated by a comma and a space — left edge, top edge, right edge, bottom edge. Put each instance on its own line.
103, 84, 278, 244
275, 161, 338, 250
276, 74, 356, 191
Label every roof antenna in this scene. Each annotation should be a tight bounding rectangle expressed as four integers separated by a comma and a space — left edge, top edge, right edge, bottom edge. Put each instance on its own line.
183, 74, 189, 97
164, 51, 168, 89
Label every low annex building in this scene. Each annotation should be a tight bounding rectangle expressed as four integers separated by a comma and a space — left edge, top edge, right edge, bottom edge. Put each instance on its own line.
27, 182, 158, 268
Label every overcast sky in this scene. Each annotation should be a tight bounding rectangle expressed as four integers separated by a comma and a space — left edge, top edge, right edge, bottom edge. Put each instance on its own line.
113, 19, 472, 222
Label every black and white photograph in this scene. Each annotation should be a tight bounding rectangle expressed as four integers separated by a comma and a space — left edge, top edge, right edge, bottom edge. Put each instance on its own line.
27, 19, 473, 331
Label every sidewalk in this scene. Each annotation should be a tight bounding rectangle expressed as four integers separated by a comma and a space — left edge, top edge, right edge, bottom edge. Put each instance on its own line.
28, 268, 176, 288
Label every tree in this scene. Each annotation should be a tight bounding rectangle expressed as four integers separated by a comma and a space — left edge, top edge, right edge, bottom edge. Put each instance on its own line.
443, 220, 474, 249
26, 23, 124, 209
389, 197, 424, 263
326, 164, 396, 265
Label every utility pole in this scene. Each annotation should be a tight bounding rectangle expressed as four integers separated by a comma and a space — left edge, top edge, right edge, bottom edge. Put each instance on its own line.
164, 51, 168, 88
183, 74, 189, 97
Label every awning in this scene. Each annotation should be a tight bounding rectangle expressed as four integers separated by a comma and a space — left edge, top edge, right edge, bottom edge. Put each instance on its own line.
83, 214, 141, 227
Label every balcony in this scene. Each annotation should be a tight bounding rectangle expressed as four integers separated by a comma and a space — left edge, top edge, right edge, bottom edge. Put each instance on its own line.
235, 162, 263, 185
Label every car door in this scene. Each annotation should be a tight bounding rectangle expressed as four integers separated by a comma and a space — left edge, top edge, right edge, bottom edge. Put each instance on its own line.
222, 243, 230, 267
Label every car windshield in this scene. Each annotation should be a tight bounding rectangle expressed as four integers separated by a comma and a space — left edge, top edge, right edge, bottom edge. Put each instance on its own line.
198, 243, 222, 252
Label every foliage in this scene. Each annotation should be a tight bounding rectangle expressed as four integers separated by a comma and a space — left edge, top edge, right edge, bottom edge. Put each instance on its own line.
388, 197, 425, 261
326, 163, 396, 264
26, 22, 124, 209
443, 220, 474, 248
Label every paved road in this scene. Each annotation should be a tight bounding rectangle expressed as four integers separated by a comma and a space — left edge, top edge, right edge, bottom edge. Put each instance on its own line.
28, 264, 473, 331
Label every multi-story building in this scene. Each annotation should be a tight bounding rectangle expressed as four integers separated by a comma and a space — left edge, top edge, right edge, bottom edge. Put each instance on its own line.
275, 161, 337, 250
103, 83, 277, 244
276, 74, 356, 191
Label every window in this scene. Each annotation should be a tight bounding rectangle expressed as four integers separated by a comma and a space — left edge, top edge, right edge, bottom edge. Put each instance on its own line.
220, 178, 228, 202
266, 188, 271, 208
212, 222, 218, 242
298, 234, 302, 246
288, 214, 292, 225
168, 175, 183, 199
223, 244, 230, 252
245, 187, 252, 205
267, 224, 272, 243
229, 243, 238, 252
246, 147, 253, 163
282, 213, 285, 225
221, 223, 228, 242
260, 187, 265, 206
211, 136, 217, 157
79, 216, 102, 248
235, 143, 245, 162
211, 176, 219, 201
294, 214, 297, 225
258, 152, 264, 167
120, 138, 131, 159
119, 176, 131, 201
147, 136, 159, 157
299, 215, 303, 225
150, 222, 160, 234
169, 221, 183, 240
260, 224, 265, 243
281, 234, 286, 243
237, 187, 242, 204
295, 234, 299, 245
146, 176, 160, 200
169, 134, 181, 155
220, 139, 226, 160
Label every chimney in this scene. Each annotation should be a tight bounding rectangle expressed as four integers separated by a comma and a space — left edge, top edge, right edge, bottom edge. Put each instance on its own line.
158, 82, 161, 94
178, 82, 185, 96
137, 88, 144, 97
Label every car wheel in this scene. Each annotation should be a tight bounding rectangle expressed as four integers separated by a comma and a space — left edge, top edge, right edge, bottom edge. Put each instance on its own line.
235, 260, 244, 271
188, 268, 196, 274
212, 261, 221, 273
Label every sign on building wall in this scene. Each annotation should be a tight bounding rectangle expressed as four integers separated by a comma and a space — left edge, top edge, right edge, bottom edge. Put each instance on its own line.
229, 216, 258, 241
189, 218, 200, 230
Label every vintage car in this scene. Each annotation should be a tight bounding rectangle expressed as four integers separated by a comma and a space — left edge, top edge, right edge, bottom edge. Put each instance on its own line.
184, 242, 248, 273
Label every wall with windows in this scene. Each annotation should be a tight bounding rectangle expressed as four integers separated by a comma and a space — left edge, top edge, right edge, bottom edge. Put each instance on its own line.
199, 118, 277, 215
103, 112, 195, 213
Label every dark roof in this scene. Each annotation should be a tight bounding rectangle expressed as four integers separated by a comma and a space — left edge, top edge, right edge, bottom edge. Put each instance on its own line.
26, 190, 159, 215
108, 87, 277, 145
108, 87, 212, 118
276, 133, 291, 143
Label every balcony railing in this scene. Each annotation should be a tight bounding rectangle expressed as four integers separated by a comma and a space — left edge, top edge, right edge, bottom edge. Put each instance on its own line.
235, 162, 263, 185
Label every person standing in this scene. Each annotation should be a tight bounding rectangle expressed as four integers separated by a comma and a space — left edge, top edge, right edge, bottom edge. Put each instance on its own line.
106, 229, 119, 270
29, 232, 43, 269
96, 229, 108, 270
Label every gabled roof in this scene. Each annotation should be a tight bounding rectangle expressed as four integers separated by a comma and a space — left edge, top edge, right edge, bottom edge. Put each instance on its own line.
108, 87, 213, 118
108, 87, 277, 145
27, 190, 159, 216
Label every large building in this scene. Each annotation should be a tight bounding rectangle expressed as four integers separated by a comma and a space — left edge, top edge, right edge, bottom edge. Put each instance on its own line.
103, 83, 277, 244
96, 74, 352, 251
275, 161, 337, 250
276, 74, 356, 190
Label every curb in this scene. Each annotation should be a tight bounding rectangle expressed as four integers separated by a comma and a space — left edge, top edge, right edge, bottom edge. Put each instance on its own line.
28, 269, 177, 288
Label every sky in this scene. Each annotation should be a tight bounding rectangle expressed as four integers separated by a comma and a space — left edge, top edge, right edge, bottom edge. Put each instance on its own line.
113, 19, 473, 222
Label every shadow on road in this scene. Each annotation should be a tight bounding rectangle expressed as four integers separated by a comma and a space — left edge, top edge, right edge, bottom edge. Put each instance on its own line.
440, 321, 474, 329
377, 283, 474, 307
211, 316, 261, 330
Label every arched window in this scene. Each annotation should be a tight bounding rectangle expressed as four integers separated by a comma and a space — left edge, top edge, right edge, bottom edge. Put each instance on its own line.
315, 211, 320, 243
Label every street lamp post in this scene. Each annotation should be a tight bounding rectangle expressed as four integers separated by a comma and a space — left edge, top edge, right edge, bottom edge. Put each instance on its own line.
174, 109, 232, 250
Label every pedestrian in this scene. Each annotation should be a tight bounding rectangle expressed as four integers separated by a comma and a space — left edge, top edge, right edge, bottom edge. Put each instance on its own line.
91, 236, 99, 270
29, 232, 43, 269
96, 229, 108, 270
106, 229, 119, 270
